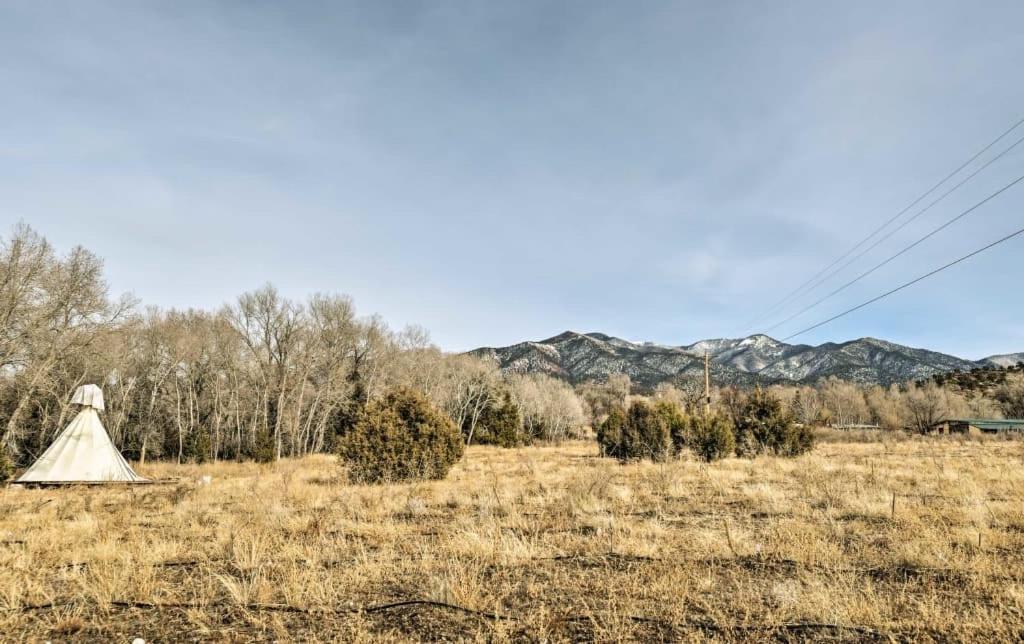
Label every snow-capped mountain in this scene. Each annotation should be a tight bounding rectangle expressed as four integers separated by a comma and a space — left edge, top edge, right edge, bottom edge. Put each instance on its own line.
469, 331, 988, 388
981, 352, 1024, 368
682, 334, 800, 372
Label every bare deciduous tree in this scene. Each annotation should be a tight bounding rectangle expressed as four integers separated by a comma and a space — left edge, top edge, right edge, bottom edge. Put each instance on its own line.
902, 382, 949, 433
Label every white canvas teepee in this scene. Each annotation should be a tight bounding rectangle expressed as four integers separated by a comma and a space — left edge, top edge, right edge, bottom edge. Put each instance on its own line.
15, 384, 146, 484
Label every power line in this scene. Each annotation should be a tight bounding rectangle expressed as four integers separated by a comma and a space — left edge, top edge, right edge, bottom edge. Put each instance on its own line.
765, 154, 1024, 333
745, 112, 1024, 329
781, 225, 1024, 342
763, 132, 1024, 331
749, 115, 1024, 327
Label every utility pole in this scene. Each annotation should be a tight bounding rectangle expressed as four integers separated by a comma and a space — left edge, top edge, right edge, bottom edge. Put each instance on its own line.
703, 351, 711, 418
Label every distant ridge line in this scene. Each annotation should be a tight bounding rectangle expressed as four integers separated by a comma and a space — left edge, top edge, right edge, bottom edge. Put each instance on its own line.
469, 331, 1011, 388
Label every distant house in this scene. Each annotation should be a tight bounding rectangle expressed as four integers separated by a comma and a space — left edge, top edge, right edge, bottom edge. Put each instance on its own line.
929, 419, 1024, 434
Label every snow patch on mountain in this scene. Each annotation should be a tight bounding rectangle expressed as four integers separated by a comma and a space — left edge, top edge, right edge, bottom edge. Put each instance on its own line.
982, 352, 1024, 368
470, 331, 987, 388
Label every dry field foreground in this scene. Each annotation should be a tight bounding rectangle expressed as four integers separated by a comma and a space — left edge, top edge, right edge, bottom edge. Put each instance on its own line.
2, 439, 1024, 642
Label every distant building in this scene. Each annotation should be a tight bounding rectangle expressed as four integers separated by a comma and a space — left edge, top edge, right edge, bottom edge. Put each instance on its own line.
929, 419, 1024, 434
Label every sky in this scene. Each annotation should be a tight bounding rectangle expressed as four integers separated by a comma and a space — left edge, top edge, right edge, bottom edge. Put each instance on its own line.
2, 1, 1023, 359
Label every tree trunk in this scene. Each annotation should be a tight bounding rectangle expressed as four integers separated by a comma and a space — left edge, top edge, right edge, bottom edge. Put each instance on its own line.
212, 380, 222, 461
2, 355, 56, 451
174, 377, 184, 464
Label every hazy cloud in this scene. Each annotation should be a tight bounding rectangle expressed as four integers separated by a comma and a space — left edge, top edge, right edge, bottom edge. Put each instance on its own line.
1, 1, 1022, 358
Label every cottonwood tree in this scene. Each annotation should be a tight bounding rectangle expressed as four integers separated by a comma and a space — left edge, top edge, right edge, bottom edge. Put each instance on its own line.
0, 225, 132, 454
226, 285, 304, 461
820, 377, 870, 427
995, 378, 1024, 418
865, 385, 903, 431
436, 355, 499, 450
671, 377, 711, 415
790, 387, 825, 427
902, 382, 949, 433
510, 373, 586, 442
964, 395, 1004, 420
652, 382, 683, 408
0, 224, 52, 371
578, 374, 631, 425
298, 293, 362, 453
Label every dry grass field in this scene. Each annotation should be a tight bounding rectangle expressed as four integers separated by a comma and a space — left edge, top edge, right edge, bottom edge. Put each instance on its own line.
2, 437, 1024, 642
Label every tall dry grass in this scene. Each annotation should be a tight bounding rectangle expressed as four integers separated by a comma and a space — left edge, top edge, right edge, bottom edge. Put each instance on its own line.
1, 438, 1023, 641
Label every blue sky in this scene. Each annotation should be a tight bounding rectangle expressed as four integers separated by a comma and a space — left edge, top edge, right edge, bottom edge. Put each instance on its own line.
2, 1, 1023, 358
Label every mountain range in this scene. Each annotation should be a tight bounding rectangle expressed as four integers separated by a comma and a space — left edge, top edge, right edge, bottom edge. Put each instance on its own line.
469, 331, 1020, 388
981, 352, 1024, 368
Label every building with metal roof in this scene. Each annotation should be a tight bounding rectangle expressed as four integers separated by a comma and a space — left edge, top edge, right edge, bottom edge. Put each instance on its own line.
929, 419, 1024, 434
